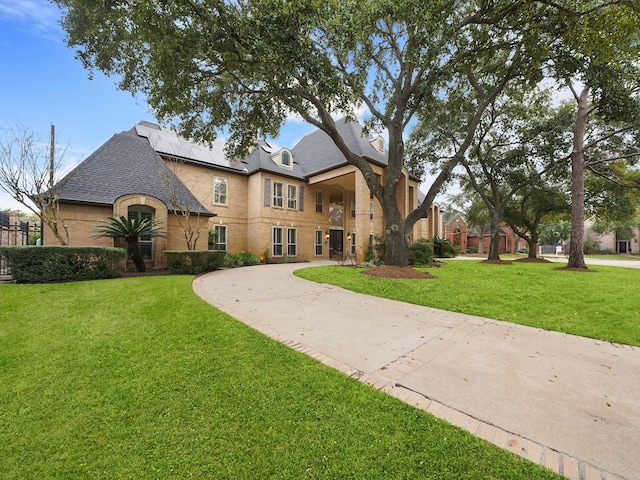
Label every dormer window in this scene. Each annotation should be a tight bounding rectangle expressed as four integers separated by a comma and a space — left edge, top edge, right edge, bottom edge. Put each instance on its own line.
370, 136, 385, 153
271, 148, 294, 169
281, 150, 291, 167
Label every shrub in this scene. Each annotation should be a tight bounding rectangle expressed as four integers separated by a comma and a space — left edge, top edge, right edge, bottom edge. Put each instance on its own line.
0, 246, 125, 283
433, 236, 458, 258
408, 238, 433, 265
223, 251, 261, 267
164, 250, 225, 274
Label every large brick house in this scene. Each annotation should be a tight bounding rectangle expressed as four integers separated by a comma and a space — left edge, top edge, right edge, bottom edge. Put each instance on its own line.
48, 119, 442, 267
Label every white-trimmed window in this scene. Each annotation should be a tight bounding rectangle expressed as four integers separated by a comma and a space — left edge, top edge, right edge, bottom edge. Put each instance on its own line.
350, 197, 356, 218
314, 230, 323, 256
350, 232, 356, 255
315, 190, 323, 213
213, 225, 227, 251
271, 149, 293, 169
287, 228, 297, 256
214, 176, 228, 205
281, 150, 291, 167
287, 184, 297, 210
128, 206, 154, 259
273, 181, 283, 208
272, 226, 283, 256
369, 202, 374, 221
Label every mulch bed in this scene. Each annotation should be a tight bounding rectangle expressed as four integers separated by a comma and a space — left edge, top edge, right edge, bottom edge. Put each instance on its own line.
514, 257, 551, 263
362, 265, 435, 279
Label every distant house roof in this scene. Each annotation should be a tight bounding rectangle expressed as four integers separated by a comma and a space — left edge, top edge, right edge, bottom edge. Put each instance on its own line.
55, 127, 214, 216
467, 224, 507, 237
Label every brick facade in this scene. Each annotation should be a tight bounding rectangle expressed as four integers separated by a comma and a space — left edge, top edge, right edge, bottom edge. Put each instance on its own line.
50, 121, 443, 267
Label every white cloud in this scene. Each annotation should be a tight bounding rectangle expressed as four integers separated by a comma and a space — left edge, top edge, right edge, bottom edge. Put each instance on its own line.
0, 0, 63, 40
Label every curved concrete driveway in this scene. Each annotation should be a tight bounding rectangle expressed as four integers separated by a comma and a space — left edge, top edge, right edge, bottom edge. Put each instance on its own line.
193, 262, 640, 480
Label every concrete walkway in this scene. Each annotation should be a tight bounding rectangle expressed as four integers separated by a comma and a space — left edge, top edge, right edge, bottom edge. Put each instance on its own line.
193, 262, 640, 480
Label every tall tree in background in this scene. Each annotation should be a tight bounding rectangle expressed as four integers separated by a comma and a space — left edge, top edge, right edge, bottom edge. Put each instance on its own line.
504, 182, 571, 258
53, 0, 607, 266
546, 1, 640, 269
457, 89, 561, 260
0, 125, 70, 245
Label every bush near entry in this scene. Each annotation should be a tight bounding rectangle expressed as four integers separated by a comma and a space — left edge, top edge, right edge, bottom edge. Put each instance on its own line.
408, 238, 434, 266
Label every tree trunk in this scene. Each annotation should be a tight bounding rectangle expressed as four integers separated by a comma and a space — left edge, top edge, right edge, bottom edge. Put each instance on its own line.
567, 87, 590, 270
527, 230, 540, 258
488, 230, 501, 260
383, 206, 409, 267
487, 214, 502, 260
127, 239, 147, 272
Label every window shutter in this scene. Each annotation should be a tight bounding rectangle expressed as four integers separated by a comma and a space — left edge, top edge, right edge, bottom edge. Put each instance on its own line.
264, 178, 271, 206
299, 186, 304, 211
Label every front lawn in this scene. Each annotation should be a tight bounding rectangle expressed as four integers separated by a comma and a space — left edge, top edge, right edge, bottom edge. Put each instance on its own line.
295, 261, 640, 346
0, 276, 559, 479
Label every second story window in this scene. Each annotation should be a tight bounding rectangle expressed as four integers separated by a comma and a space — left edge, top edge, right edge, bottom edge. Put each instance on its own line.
288, 185, 297, 210
315, 190, 323, 213
214, 176, 228, 205
273, 181, 283, 208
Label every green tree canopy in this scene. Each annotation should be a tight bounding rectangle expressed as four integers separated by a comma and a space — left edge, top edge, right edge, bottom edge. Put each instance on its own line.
54, 0, 636, 265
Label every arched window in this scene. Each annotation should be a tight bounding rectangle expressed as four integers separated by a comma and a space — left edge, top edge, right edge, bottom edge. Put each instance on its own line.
128, 205, 155, 259
329, 188, 344, 227
281, 150, 291, 167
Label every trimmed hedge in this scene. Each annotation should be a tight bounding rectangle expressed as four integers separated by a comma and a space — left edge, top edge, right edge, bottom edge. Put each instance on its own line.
0, 246, 126, 283
164, 250, 225, 274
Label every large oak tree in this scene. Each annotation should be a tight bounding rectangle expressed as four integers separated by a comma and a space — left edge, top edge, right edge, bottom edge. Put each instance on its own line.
53, 0, 628, 265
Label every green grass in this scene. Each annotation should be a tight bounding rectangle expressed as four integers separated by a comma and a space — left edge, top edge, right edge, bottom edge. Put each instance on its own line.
295, 261, 640, 346
0, 276, 559, 479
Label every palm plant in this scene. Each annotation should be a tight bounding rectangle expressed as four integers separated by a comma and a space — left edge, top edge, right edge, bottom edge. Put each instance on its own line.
94, 216, 167, 272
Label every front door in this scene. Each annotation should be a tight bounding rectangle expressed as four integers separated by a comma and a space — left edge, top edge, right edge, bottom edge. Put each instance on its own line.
329, 230, 344, 258
618, 241, 628, 254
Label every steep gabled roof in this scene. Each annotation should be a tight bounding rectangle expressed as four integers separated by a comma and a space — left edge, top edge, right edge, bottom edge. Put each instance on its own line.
242, 141, 307, 180
55, 128, 214, 216
292, 118, 388, 177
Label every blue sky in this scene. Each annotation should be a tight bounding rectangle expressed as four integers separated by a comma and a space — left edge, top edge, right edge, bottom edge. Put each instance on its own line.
0, 0, 315, 212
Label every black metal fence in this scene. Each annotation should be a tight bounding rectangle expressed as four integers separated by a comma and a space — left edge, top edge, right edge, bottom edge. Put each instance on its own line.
0, 212, 42, 275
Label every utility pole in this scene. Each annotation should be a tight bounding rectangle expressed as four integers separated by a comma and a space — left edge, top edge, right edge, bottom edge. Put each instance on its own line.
49, 124, 55, 188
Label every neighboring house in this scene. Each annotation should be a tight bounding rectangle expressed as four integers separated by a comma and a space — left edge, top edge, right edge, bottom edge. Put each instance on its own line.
443, 215, 520, 254
442, 213, 469, 252
584, 219, 640, 254
47, 119, 442, 267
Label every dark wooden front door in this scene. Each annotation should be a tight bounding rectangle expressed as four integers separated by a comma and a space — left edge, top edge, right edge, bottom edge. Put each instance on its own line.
329, 230, 344, 258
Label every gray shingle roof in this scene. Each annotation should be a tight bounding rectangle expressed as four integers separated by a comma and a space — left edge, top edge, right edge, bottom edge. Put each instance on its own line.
56, 118, 390, 212
55, 128, 214, 216
292, 118, 388, 176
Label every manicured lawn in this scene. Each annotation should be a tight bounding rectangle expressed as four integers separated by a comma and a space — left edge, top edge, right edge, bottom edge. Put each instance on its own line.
295, 260, 640, 346
0, 276, 559, 479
